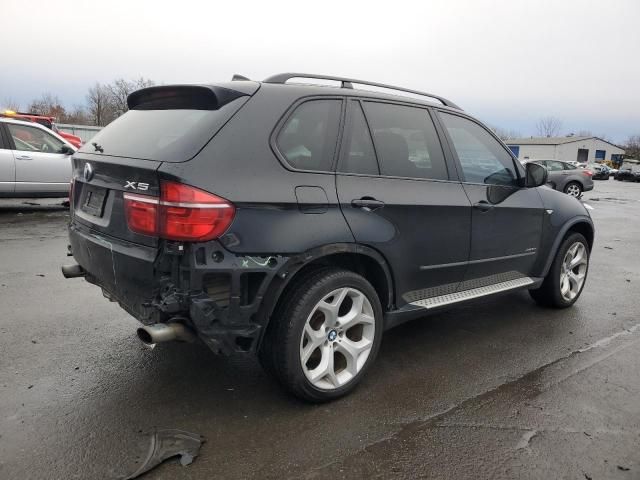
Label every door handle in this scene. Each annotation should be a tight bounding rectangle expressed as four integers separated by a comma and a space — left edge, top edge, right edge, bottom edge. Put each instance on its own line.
351, 197, 385, 212
16, 155, 33, 160
473, 201, 494, 212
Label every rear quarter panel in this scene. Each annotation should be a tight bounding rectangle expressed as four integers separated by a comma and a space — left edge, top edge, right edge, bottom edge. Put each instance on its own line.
158, 85, 355, 254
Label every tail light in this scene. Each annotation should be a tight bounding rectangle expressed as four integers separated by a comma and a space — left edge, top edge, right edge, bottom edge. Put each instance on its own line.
582, 169, 593, 177
123, 181, 235, 241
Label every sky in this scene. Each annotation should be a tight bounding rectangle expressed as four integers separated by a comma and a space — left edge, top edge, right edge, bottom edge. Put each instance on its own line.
2, 0, 639, 143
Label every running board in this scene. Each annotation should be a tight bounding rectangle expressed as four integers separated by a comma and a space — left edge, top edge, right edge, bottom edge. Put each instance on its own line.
409, 277, 535, 309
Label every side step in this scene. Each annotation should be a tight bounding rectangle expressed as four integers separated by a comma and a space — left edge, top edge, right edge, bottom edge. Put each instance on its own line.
410, 277, 534, 309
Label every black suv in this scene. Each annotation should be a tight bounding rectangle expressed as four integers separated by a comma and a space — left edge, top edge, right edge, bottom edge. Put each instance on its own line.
62, 74, 594, 402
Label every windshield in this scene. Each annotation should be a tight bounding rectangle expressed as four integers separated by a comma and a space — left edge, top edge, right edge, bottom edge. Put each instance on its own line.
79, 97, 248, 162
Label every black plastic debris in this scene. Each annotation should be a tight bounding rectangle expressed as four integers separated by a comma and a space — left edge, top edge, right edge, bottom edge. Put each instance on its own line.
124, 428, 205, 479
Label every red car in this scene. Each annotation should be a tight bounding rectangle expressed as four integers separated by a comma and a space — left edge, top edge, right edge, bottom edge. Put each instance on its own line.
0, 110, 82, 148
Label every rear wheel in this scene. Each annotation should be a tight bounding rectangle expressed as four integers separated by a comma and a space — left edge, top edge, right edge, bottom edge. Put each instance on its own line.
529, 232, 589, 308
564, 182, 583, 197
259, 268, 383, 402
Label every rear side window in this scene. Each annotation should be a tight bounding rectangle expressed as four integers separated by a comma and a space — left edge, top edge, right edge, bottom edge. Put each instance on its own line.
546, 161, 564, 171
363, 102, 448, 180
439, 112, 518, 186
339, 102, 379, 175
277, 99, 342, 171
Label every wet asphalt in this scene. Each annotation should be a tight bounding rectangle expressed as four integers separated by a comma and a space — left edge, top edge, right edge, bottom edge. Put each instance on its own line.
0, 180, 639, 480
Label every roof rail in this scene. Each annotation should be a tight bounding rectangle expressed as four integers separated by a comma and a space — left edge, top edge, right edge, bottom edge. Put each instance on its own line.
263, 73, 461, 109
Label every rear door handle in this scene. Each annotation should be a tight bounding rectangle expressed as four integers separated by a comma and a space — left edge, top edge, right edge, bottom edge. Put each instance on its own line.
16, 155, 33, 160
351, 197, 385, 212
473, 201, 494, 212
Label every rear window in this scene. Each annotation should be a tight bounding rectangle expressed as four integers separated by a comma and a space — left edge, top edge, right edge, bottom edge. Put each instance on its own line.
79, 96, 248, 162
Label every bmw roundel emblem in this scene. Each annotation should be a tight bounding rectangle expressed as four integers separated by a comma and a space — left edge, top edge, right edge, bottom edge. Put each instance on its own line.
83, 163, 94, 182
327, 330, 338, 342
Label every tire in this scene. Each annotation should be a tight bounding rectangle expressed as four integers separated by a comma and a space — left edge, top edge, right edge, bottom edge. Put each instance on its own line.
529, 232, 590, 308
563, 181, 583, 197
259, 267, 383, 402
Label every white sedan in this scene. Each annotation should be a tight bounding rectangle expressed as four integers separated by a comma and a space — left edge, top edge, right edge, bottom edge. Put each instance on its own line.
0, 117, 76, 197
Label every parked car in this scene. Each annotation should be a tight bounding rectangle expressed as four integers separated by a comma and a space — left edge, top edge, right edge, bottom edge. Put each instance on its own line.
588, 163, 610, 180
615, 169, 640, 182
61, 74, 594, 402
0, 110, 82, 148
615, 160, 640, 182
531, 160, 594, 197
0, 117, 76, 197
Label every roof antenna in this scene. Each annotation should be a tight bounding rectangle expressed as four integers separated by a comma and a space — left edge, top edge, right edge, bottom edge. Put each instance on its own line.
232, 74, 251, 81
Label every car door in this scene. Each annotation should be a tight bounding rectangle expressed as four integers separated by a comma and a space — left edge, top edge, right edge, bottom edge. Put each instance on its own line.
5, 122, 72, 194
336, 99, 471, 307
544, 160, 568, 190
436, 111, 544, 288
0, 124, 16, 194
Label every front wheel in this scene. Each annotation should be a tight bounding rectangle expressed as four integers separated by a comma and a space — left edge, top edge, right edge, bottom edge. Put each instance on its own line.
529, 232, 590, 308
260, 268, 383, 402
564, 182, 583, 197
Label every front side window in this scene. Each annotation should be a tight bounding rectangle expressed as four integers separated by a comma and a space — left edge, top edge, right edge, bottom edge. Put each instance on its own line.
276, 99, 342, 171
439, 112, 518, 186
363, 102, 448, 180
7, 123, 64, 153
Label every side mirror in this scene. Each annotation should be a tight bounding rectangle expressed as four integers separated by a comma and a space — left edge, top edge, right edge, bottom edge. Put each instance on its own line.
60, 144, 75, 155
525, 162, 548, 188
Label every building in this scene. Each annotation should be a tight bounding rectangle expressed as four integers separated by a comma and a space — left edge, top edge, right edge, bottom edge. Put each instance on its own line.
505, 136, 625, 165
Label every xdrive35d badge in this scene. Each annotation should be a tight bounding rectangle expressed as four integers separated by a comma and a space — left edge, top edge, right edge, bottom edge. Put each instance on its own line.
61, 73, 594, 402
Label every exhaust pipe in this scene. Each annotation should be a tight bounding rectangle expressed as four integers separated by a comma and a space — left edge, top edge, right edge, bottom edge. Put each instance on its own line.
61, 263, 85, 278
137, 322, 196, 345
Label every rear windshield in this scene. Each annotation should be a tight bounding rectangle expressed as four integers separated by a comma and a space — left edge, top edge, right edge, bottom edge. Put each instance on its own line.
79, 97, 248, 162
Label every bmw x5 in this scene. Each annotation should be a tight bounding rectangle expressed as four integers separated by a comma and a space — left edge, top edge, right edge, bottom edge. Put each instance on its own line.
62, 74, 594, 402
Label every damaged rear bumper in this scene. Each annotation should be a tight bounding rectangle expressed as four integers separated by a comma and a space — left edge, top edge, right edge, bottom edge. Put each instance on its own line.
67, 221, 289, 355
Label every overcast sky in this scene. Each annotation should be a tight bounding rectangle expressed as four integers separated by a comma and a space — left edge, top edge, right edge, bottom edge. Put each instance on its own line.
3, 0, 639, 142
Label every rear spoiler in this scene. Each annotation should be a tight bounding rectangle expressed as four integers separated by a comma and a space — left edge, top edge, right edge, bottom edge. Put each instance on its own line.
127, 82, 259, 111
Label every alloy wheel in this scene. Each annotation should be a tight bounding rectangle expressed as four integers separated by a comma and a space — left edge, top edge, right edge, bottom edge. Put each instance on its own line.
299, 287, 375, 390
560, 242, 588, 301
565, 183, 582, 197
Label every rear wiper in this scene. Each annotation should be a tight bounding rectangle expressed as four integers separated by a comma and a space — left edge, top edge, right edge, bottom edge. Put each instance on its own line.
92, 142, 104, 153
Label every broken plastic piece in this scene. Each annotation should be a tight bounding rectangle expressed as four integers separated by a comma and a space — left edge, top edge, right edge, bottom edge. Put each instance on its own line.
124, 428, 205, 479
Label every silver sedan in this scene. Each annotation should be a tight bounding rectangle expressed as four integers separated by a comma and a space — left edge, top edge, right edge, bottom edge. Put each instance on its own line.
0, 118, 76, 197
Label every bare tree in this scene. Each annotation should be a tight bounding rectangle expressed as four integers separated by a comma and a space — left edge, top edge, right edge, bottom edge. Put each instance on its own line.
536, 116, 562, 137
28, 93, 67, 119
86, 83, 115, 126
61, 105, 91, 124
2, 97, 21, 111
107, 77, 155, 117
490, 126, 522, 141
624, 135, 640, 160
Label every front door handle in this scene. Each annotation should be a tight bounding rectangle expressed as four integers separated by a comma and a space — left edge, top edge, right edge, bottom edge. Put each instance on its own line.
351, 197, 385, 212
473, 201, 494, 212
16, 155, 33, 160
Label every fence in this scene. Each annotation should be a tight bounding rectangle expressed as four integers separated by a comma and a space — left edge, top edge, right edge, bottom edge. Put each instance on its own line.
56, 124, 103, 143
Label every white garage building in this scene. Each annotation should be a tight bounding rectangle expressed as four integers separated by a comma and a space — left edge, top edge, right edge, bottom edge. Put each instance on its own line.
505, 136, 625, 164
